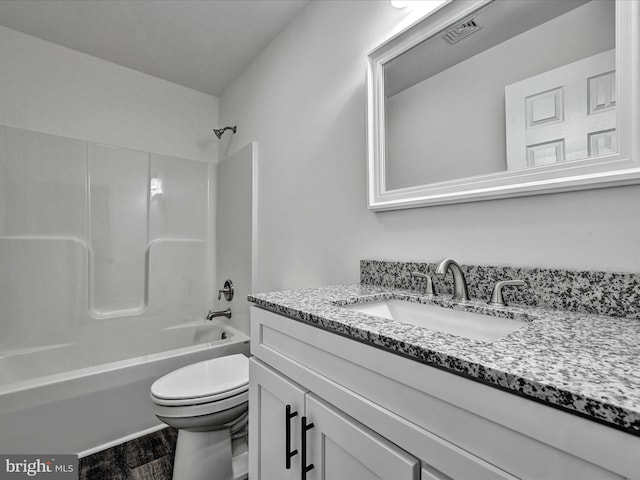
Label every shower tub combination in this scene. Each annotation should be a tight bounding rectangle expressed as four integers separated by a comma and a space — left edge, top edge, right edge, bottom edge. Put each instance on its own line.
0, 320, 249, 457
0, 124, 251, 457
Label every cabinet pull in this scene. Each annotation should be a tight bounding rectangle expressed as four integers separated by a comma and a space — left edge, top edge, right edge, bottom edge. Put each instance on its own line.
301, 416, 314, 480
285, 405, 299, 469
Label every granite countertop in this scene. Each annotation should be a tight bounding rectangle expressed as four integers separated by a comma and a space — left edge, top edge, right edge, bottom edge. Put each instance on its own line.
249, 284, 640, 436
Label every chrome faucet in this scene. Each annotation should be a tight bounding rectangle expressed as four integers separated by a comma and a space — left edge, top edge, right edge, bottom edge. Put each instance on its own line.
435, 258, 470, 301
206, 308, 232, 320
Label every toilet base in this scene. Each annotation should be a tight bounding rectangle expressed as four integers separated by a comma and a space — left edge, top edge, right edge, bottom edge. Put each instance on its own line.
232, 451, 248, 480
173, 429, 233, 480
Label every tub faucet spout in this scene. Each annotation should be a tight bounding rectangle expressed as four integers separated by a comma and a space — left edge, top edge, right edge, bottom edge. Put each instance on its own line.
436, 258, 470, 301
206, 308, 232, 320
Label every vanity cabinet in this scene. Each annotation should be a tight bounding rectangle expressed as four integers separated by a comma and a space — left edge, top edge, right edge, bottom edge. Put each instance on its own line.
249, 306, 639, 479
250, 358, 420, 479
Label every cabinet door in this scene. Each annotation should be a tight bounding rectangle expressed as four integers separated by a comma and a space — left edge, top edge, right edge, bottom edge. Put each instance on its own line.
249, 358, 307, 480
304, 394, 419, 480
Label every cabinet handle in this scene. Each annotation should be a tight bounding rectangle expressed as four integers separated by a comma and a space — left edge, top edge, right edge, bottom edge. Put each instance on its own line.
301, 416, 314, 480
285, 405, 298, 469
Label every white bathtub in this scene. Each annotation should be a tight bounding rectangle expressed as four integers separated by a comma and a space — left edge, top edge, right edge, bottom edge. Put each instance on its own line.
0, 320, 249, 456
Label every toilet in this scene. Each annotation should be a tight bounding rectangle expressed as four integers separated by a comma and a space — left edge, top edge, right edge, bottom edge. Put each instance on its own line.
150, 354, 249, 480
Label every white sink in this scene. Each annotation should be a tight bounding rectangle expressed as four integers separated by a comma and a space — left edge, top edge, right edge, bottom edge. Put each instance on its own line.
342, 299, 526, 342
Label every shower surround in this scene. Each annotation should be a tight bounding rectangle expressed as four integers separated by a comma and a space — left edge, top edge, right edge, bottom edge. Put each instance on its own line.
0, 123, 214, 384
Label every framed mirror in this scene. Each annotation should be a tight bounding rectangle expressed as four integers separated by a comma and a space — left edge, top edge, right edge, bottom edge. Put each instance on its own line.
366, 0, 640, 211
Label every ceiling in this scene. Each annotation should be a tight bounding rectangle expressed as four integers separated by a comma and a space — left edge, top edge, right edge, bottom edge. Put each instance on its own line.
0, 0, 309, 97
385, 0, 591, 97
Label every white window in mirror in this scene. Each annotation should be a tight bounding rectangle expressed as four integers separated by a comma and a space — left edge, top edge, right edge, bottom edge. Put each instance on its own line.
366, 0, 640, 211
505, 49, 616, 171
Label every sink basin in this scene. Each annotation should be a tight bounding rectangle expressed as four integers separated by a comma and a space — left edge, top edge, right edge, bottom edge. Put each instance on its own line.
342, 299, 526, 342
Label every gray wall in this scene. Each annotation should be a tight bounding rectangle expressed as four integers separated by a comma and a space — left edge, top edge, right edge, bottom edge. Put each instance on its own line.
220, 0, 640, 293
216, 143, 255, 334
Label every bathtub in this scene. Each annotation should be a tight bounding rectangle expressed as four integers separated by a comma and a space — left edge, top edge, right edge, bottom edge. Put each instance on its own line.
0, 320, 249, 456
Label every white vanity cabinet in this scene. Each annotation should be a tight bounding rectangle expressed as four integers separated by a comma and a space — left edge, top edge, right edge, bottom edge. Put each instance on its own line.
249, 306, 640, 479
250, 358, 420, 479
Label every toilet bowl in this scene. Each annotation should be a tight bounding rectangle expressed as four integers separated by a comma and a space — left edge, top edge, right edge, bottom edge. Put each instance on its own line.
150, 354, 249, 480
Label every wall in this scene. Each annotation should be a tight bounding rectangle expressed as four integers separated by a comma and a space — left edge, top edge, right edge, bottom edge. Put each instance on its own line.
216, 142, 256, 334
0, 26, 220, 375
220, 0, 640, 293
0, 25, 218, 163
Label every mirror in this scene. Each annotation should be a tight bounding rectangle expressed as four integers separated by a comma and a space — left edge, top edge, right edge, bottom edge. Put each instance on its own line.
366, 0, 640, 210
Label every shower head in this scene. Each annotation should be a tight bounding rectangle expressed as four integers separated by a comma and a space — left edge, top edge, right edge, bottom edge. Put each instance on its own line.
213, 125, 237, 139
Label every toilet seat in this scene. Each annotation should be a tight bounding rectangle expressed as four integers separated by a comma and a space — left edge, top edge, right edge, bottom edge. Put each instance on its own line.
150, 354, 250, 420
151, 354, 248, 404
151, 383, 248, 407
152, 390, 249, 420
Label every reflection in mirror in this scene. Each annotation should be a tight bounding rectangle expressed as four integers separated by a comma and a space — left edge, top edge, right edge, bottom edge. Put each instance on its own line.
366, 0, 639, 211
384, 0, 615, 189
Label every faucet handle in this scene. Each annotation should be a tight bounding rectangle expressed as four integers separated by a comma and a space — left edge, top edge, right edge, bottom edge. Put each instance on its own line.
410, 271, 437, 296
488, 280, 525, 307
217, 279, 234, 301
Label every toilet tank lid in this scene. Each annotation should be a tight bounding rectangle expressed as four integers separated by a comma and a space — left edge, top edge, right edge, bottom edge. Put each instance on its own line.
151, 354, 249, 400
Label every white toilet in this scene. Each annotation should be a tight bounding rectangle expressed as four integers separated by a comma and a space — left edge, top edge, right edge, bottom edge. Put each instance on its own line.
150, 354, 249, 480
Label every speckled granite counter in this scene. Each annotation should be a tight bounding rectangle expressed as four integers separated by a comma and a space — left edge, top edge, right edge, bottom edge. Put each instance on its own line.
249, 284, 640, 436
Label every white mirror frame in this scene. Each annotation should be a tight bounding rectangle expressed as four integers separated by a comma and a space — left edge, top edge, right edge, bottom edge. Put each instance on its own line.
366, 0, 640, 211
